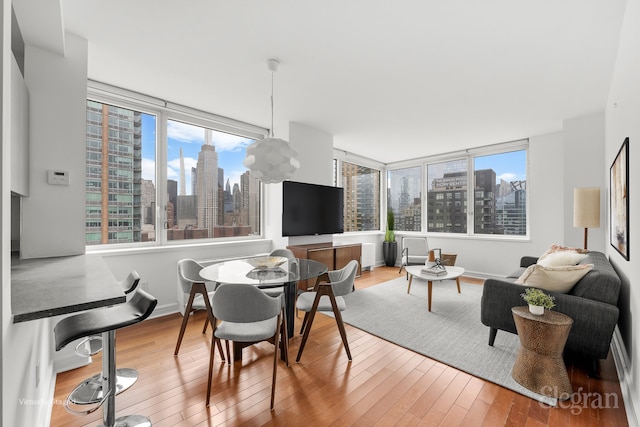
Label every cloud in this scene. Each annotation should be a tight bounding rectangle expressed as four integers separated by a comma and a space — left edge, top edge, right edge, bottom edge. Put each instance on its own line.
497, 172, 517, 182
167, 121, 204, 143
167, 120, 253, 152
142, 158, 155, 181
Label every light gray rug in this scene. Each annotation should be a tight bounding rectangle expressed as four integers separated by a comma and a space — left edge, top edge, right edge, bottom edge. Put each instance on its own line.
338, 276, 557, 406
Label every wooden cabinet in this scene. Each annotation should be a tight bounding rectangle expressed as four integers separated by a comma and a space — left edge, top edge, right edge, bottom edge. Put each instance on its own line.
288, 243, 362, 290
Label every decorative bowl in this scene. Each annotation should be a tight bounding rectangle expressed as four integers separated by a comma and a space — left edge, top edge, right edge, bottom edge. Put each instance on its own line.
246, 256, 288, 270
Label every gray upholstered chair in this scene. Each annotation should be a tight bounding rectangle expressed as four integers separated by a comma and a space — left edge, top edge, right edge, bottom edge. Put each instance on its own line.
261, 248, 296, 297
399, 236, 429, 277
206, 283, 289, 410
174, 259, 224, 359
296, 259, 359, 362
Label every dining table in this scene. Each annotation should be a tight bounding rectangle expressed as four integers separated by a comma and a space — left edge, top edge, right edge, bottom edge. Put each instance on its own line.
199, 257, 328, 340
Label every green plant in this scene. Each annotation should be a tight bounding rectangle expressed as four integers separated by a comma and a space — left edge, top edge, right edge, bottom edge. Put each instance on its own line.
384, 209, 395, 242
520, 288, 556, 309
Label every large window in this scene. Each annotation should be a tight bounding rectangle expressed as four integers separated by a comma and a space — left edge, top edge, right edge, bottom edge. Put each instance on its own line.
341, 161, 380, 231
165, 120, 260, 240
85, 89, 264, 247
387, 166, 422, 232
425, 145, 527, 236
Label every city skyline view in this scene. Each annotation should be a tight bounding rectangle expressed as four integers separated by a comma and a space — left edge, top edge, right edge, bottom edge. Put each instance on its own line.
140, 115, 255, 193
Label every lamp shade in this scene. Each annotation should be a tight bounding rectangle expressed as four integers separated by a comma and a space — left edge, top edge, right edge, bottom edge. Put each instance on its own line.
573, 187, 600, 228
243, 137, 300, 184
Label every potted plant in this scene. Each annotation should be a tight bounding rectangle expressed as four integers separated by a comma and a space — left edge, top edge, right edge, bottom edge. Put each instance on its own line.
520, 288, 556, 315
383, 209, 397, 267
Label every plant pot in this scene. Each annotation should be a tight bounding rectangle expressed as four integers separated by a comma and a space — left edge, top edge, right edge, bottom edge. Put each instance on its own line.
528, 304, 544, 315
383, 241, 397, 267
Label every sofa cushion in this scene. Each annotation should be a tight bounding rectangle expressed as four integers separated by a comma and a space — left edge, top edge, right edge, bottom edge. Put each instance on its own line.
515, 263, 594, 293
537, 250, 589, 267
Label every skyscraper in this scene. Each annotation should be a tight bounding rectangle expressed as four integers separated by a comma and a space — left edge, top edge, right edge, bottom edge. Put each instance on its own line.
196, 143, 219, 235
85, 101, 144, 244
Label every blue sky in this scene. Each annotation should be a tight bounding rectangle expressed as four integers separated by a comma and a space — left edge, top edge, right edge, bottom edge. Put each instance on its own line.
141, 115, 254, 194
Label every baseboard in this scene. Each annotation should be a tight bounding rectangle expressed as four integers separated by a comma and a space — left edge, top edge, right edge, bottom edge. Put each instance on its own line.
611, 327, 639, 427
149, 302, 180, 319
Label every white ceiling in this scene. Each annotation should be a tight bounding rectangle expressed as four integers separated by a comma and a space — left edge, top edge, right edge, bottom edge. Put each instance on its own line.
19, 0, 628, 163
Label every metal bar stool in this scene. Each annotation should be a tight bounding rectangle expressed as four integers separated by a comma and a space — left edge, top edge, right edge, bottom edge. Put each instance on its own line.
69, 271, 142, 407
54, 289, 157, 427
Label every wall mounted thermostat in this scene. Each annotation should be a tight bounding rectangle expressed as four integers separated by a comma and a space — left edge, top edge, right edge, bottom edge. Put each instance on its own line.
47, 170, 70, 186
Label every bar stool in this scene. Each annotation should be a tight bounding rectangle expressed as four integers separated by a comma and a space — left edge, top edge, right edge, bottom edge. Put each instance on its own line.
54, 289, 157, 427
68, 271, 142, 407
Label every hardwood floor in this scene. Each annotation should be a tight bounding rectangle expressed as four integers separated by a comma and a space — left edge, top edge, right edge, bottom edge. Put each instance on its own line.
51, 267, 628, 426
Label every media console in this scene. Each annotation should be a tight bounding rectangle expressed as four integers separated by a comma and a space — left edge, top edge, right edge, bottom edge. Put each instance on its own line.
287, 242, 362, 290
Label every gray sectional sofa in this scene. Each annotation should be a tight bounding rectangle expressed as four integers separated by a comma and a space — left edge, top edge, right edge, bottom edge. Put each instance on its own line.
480, 251, 621, 370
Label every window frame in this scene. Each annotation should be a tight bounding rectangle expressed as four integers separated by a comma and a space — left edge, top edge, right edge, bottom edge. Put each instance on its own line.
85, 81, 268, 251
333, 150, 384, 234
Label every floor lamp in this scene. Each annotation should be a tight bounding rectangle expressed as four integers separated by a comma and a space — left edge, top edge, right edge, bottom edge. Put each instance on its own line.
573, 187, 600, 250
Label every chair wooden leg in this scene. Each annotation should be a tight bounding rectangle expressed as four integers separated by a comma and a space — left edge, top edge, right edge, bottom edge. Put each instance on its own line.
206, 331, 216, 407
174, 289, 197, 355
456, 277, 461, 293
280, 308, 289, 367
296, 293, 322, 362
202, 317, 209, 334
327, 290, 351, 361
225, 340, 231, 365
299, 312, 310, 335
271, 314, 282, 410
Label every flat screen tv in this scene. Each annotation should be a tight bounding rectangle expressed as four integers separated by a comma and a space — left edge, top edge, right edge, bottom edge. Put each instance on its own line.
282, 181, 344, 237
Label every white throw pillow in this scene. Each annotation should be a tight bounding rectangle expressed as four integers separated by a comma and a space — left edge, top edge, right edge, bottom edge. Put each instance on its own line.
515, 263, 594, 293
537, 251, 589, 268
538, 244, 588, 262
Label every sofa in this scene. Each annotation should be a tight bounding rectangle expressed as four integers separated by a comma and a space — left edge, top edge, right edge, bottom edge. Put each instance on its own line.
480, 250, 621, 368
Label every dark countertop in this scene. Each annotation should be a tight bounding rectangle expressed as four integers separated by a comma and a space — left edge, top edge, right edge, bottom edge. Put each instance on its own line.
11, 254, 126, 323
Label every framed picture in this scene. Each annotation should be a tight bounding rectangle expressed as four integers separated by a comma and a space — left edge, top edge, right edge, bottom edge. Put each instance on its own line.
610, 137, 629, 260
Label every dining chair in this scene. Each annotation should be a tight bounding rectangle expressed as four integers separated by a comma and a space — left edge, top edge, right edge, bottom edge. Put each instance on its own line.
260, 248, 295, 298
174, 259, 224, 360
399, 236, 429, 278
296, 259, 359, 362
206, 283, 289, 410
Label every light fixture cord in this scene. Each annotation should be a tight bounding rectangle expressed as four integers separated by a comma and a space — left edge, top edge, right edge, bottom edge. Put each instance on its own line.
270, 70, 275, 137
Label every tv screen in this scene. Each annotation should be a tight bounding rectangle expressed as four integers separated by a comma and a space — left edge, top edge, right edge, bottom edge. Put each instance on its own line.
282, 181, 344, 237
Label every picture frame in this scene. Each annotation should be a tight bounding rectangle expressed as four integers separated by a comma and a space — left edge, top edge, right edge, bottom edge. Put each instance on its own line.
610, 137, 629, 260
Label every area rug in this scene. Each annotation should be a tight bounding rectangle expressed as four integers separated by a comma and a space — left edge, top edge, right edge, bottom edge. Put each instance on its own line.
337, 276, 557, 406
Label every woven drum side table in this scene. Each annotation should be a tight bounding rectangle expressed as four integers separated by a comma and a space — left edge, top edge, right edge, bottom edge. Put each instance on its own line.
511, 306, 573, 400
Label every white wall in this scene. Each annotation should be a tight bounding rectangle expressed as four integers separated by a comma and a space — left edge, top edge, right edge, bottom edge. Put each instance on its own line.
605, 0, 640, 424
563, 112, 607, 252
21, 33, 87, 259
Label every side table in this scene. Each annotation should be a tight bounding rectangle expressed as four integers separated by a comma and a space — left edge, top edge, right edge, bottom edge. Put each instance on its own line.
511, 306, 573, 400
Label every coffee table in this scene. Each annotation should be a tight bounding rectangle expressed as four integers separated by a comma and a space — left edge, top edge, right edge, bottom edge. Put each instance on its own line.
405, 265, 465, 311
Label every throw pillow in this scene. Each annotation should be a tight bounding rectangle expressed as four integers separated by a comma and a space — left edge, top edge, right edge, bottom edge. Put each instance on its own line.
515, 263, 594, 293
538, 244, 589, 262
537, 251, 589, 268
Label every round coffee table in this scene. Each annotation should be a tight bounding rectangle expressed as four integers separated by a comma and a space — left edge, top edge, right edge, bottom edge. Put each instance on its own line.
405, 265, 465, 311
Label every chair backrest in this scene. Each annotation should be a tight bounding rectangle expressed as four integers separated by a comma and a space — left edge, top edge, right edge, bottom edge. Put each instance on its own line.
270, 248, 295, 260
212, 283, 283, 323
117, 270, 140, 294
177, 259, 205, 294
402, 237, 429, 256
328, 260, 359, 297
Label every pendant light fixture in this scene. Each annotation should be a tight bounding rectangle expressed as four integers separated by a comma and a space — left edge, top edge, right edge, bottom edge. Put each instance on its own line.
243, 59, 299, 184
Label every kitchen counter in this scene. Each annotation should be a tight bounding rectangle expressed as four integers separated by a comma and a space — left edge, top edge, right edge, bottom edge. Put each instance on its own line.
11, 254, 126, 323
